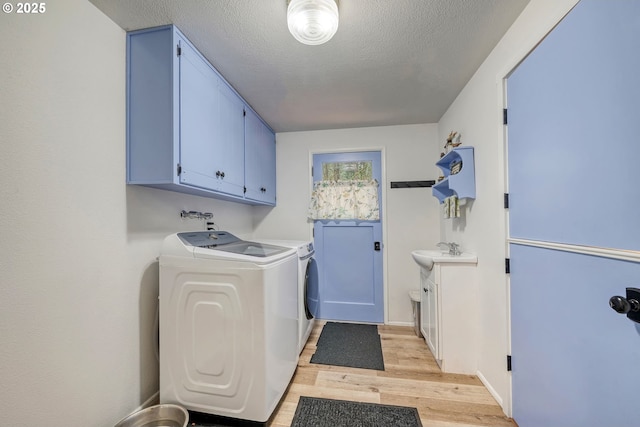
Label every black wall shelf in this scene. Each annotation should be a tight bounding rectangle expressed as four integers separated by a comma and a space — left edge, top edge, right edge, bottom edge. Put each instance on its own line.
390, 180, 435, 189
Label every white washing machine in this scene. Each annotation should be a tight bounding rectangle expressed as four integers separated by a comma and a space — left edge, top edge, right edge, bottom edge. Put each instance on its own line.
159, 231, 299, 424
253, 239, 318, 354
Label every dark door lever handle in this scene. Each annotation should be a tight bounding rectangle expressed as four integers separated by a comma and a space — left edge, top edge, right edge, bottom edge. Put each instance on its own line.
609, 288, 640, 323
609, 296, 639, 314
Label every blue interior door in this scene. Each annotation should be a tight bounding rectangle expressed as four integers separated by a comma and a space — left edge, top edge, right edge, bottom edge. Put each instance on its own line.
507, 1, 640, 426
312, 151, 383, 323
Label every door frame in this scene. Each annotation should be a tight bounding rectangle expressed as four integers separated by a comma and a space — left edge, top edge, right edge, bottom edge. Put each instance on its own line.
308, 147, 388, 324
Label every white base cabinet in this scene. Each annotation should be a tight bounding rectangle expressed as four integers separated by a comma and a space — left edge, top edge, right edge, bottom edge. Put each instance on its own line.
419, 261, 478, 374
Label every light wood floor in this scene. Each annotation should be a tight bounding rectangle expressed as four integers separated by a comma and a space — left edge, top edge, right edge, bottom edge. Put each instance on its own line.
270, 321, 516, 427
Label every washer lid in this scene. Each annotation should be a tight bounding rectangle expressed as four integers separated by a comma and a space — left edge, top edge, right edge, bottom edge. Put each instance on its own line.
252, 239, 314, 257
177, 230, 241, 248
177, 231, 294, 261
208, 240, 292, 258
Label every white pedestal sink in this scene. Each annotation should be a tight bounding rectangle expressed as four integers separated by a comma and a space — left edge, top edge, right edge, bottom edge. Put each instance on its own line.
411, 250, 477, 270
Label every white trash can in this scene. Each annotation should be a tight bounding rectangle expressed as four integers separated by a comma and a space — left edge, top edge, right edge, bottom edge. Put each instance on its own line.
409, 290, 422, 338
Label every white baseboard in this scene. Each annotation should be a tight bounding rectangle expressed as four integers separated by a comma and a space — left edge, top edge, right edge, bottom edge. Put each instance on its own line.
385, 320, 414, 327
476, 370, 503, 408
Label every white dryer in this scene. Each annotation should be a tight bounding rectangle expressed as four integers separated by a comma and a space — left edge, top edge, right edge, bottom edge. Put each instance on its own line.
159, 231, 298, 424
253, 239, 318, 354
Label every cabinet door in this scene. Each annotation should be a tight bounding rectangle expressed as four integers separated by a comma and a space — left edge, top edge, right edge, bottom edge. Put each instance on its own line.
214, 82, 245, 196
244, 108, 276, 205
178, 39, 245, 197
420, 270, 439, 360
178, 39, 219, 190
420, 272, 429, 340
426, 278, 439, 360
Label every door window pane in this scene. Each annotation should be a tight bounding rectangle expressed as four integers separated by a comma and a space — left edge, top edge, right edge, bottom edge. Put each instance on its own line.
322, 161, 372, 181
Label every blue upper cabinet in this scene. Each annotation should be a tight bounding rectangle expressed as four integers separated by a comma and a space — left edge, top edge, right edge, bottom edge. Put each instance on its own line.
244, 108, 276, 205
432, 146, 476, 203
127, 25, 275, 206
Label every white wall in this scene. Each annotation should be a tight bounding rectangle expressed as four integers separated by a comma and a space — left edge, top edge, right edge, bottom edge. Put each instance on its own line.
0, 2, 254, 425
436, 0, 579, 414
253, 124, 441, 325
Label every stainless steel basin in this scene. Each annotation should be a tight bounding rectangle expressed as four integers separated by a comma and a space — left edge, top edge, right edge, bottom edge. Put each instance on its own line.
114, 404, 189, 427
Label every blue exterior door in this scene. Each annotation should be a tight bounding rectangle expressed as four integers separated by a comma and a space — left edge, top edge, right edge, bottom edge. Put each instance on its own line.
312, 151, 383, 323
507, 1, 640, 426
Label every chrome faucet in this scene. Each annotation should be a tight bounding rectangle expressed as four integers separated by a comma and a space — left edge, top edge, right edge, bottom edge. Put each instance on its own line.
436, 241, 461, 256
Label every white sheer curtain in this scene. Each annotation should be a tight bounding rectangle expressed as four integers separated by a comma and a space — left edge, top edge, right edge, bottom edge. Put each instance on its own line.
308, 179, 379, 220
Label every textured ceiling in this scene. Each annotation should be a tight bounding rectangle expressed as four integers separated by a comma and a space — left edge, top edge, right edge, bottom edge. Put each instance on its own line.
89, 0, 530, 132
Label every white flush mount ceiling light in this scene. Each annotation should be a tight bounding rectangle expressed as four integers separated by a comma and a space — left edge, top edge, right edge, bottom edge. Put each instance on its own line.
287, 0, 339, 45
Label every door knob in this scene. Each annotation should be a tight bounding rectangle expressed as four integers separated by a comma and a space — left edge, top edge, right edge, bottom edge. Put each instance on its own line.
609, 287, 640, 323
609, 296, 639, 314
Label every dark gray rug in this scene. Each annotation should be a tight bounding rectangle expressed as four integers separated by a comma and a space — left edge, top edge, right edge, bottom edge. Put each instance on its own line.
291, 396, 422, 427
188, 410, 266, 426
310, 322, 384, 370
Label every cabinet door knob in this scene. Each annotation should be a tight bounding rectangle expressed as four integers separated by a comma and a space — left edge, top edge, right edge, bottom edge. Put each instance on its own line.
423, 287, 428, 293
